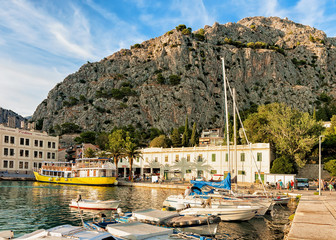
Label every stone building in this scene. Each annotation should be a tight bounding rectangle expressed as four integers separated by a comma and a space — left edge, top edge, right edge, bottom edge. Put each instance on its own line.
0, 124, 58, 174
118, 143, 271, 183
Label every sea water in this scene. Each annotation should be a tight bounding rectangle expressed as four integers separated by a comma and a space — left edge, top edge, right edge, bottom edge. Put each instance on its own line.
0, 181, 294, 239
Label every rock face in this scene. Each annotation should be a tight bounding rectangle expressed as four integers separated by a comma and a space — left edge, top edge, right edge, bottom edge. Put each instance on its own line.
0, 107, 26, 128
32, 16, 336, 133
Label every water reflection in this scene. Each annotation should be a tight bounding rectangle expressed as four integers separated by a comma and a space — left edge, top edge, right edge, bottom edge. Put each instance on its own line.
0, 181, 293, 239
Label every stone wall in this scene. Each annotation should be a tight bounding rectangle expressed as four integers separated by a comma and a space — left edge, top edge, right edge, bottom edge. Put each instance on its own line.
296, 164, 331, 179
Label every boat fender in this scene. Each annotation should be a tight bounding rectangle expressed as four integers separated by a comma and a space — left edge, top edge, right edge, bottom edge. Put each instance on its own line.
114, 181, 118, 185
48, 178, 52, 181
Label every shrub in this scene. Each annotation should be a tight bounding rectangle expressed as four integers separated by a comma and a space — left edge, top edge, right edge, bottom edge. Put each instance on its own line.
169, 75, 181, 85
167, 30, 174, 35
131, 43, 142, 49
324, 159, 336, 176
246, 42, 255, 48
250, 24, 256, 30
181, 28, 191, 35
156, 73, 165, 84
175, 24, 186, 31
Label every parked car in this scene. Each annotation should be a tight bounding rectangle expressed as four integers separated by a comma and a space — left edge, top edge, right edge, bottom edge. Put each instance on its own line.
296, 178, 309, 189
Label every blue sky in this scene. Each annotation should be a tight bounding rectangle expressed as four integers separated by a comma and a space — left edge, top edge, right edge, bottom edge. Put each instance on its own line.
1, 0, 336, 116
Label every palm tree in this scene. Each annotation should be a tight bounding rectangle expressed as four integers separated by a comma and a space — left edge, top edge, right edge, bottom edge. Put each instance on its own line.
108, 130, 126, 178
124, 137, 142, 181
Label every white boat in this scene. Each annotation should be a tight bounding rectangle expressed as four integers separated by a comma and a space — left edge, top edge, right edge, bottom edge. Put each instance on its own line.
163, 193, 272, 216
69, 198, 120, 210
179, 205, 260, 221
14, 224, 114, 239
105, 222, 212, 240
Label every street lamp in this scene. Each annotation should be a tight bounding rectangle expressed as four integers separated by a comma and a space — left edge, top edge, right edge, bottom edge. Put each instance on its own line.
318, 135, 325, 196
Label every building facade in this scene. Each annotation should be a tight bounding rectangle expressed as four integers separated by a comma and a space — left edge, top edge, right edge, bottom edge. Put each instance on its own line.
118, 143, 271, 183
0, 125, 59, 174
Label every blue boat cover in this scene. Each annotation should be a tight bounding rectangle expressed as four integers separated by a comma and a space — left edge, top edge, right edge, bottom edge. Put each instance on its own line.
190, 173, 231, 191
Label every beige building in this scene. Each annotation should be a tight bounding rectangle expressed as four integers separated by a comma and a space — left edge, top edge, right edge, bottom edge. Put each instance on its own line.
119, 143, 271, 183
0, 125, 59, 174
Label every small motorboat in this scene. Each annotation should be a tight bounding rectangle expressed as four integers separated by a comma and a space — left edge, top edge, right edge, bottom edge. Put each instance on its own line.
14, 224, 114, 239
69, 197, 120, 210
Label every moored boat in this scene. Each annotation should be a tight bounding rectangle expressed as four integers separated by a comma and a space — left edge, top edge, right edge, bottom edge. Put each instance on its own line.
14, 224, 114, 239
179, 205, 260, 221
33, 158, 118, 186
69, 198, 121, 210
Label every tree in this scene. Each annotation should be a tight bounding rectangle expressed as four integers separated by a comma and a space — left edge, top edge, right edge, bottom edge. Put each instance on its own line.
270, 156, 295, 174
108, 129, 127, 178
149, 135, 171, 148
84, 148, 96, 158
75, 131, 96, 144
171, 128, 181, 147
190, 123, 197, 146
243, 103, 323, 168
96, 132, 109, 150
124, 136, 142, 181
182, 117, 189, 147
324, 160, 336, 176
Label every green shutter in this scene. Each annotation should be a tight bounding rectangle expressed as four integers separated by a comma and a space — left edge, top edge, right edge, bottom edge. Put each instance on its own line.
257, 152, 262, 161
212, 154, 216, 162
241, 153, 245, 162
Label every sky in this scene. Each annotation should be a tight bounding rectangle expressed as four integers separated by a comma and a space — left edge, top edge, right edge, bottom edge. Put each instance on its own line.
1, 0, 336, 117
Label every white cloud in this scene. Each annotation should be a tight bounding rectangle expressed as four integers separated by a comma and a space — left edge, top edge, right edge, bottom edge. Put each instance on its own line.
0, 59, 69, 116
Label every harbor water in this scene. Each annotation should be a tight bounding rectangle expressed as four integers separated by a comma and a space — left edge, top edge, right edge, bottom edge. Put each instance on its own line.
0, 181, 295, 239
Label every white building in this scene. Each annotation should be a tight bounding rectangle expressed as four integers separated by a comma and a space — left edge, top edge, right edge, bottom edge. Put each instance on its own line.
118, 143, 271, 183
0, 125, 59, 174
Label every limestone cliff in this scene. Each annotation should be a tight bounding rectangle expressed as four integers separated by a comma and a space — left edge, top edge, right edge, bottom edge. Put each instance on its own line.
32, 16, 336, 132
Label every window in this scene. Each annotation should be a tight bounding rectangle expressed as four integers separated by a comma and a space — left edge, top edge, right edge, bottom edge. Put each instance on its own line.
186, 169, 191, 173
34, 162, 37, 168
38, 163, 42, 168
52, 153, 55, 159
47, 152, 51, 159
20, 138, 24, 145
197, 154, 203, 162
165, 156, 168, 162
24, 162, 29, 169
4, 148, 8, 156
4, 136, 9, 143
257, 152, 262, 161
25, 138, 29, 146
25, 150, 29, 157
9, 161, 14, 168
34, 151, 38, 158
212, 154, 216, 162
154, 157, 158, 162
10, 136, 14, 144
19, 161, 23, 169
39, 152, 43, 158
52, 142, 56, 149
136, 157, 139, 162
187, 154, 190, 162
241, 153, 245, 162
225, 153, 228, 162
211, 170, 217, 174
48, 141, 51, 148
10, 149, 14, 156
175, 155, 179, 162
20, 150, 24, 157
3, 160, 8, 168
34, 140, 38, 147
39, 140, 43, 147
238, 170, 246, 175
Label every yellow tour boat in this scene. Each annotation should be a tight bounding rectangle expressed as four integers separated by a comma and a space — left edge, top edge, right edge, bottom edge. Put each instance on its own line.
33, 158, 118, 186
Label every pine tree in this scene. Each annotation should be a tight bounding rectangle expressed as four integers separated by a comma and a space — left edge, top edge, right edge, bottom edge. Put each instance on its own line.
190, 122, 197, 146
182, 117, 189, 146
171, 128, 181, 147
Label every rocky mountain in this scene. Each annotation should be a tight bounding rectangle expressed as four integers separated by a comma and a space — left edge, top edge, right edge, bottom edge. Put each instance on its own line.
32, 16, 336, 133
0, 107, 26, 128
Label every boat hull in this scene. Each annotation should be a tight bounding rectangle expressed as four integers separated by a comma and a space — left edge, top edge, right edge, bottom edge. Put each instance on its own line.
69, 199, 120, 210
180, 206, 258, 221
33, 171, 117, 186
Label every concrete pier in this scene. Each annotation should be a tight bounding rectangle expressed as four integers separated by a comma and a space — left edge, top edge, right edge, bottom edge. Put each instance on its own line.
287, 191, 336, 240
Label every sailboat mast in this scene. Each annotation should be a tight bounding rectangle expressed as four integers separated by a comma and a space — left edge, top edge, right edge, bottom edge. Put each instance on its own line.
221, 58, 230, 176
233, 88, 237, 191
